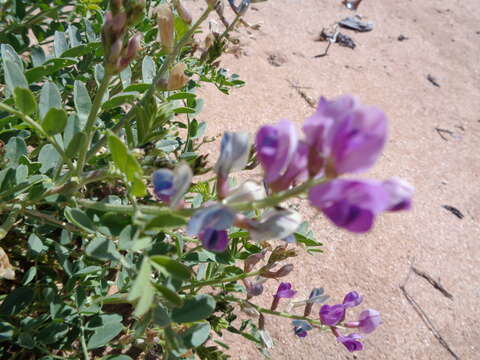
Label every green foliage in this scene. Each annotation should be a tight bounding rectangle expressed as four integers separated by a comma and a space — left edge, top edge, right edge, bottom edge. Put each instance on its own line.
0, 1, 321, 359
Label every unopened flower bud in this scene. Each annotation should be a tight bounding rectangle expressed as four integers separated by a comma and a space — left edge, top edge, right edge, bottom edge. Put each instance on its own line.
262, 264, 294, 279
108, 38, 124, 64
244, 249, 267, 272
267, 244, 297, 265
173, 0, 192, 24
155, 4, 174, 53
167, 63, 189, 90
118, 33, 141, 70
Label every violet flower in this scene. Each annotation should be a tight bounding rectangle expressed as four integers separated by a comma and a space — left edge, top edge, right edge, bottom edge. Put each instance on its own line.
152, 163, 192, 208
275, 282, 297, 298
309, 179, 388, 233
319, 304, 345, 326
198, 229, 229, 253
269, 141, 309, 192
303, 96, 387, 177
346, 309, 381, 334
256, 119, 299, 185
271, 282, 297, 310
337, 333, 364, 352
187, 204, 235, 252
292, 320, 312, 338
343, 291, 363, 308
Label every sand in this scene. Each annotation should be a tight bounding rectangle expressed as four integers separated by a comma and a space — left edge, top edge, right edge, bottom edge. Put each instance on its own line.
188, 0, 480, 358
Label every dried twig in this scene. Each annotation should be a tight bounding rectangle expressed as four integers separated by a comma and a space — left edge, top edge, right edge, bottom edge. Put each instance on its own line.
435, 127, 454, 141
400, 268, 460, 360
287, 80, 316, 108
411, 266, 453, 300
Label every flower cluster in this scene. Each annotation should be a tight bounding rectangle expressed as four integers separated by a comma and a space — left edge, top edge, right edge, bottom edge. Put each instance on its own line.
320, 291, 380, 352
102, 0, 144, 73
256, 95, 413, 233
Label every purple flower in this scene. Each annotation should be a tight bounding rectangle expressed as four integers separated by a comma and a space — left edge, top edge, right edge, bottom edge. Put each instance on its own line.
152, 169, 174, 203
358, 309, 381, 334
337, 333, 364, 352
303, 96, 387, 177
152, 163, 192, 208
292, 320, 312, 338
343, 291, 363, 308
269, 141, 309, 192
309, 179, 388, 233
345, 309, 381, 334
274, 282, 297, 299
187, 204, 235, 252
320, 304, 345, 326
199, 229, 229, 252
256, 119, 299, 184
382, 177, 413, 211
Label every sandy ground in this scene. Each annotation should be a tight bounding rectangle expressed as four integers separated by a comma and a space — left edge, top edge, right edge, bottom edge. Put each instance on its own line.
188, 0, 480, 359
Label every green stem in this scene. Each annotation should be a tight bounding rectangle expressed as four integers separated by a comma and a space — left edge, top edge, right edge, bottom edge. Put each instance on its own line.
223, 296, 325, 327
0, 102, 74, 170
182, 269, 262, 290
77, 177, 327, 217
85, 5, 214, 162
76, 72, 113, 175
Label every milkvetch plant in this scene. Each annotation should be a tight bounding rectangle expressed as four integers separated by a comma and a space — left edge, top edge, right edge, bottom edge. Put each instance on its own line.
0, 0, 412, 359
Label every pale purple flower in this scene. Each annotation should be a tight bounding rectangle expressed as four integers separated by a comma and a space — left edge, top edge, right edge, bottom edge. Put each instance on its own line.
319, 304, 345, 326
256, 119, 298, 184
274, 282, 297, 299
269, 141, 309, 192
356, 309, 381, 334
382, 177, 413, 211
343, 291, 363, 308
214, 132, 250, 178
337, 333, 363, 352
309, 179, 388, 233
303, 96, 387, 177
198, 229, 229, 252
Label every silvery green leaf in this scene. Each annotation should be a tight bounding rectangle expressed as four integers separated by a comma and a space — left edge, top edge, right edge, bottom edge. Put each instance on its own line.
187, 204, 235, 236
170, 163, 193, 208
250, 210, 302, 241
224, 180, 265, 204
214, 132, 250, 177
259, 330, 273, 349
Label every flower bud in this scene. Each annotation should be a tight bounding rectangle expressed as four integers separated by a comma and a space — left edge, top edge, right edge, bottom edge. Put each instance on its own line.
167, 63, 189, 90
118, 33, 141, 70
155, 4, 174, 53
244, 249, 267, 272
173, 0, 193, 24
262, 264, 294, 279
249, 209, 302, 243
225, 181, 265, 205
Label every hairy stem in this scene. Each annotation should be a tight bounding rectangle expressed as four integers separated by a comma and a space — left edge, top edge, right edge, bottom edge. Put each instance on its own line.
76, 72, 113, 175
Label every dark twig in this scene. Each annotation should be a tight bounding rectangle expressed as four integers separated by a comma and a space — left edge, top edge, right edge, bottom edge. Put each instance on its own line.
442, 205, 464, 219
435, 127, 454, 141
287, 80, 316, 108
400, 268, 460, 360
411, 266, 453, 300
